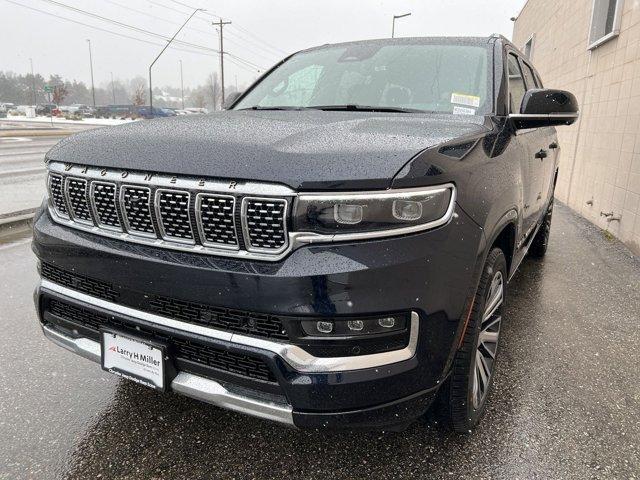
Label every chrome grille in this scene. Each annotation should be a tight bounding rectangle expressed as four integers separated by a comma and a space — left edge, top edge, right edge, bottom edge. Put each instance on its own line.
156, 189, 194, 242
121, 186, 155, 236
90, 182, 121, 230
243, 198, 288, 251
48, 174, 68, 218
46, 163, 292, 261
65, 178, 92, 224
196, 194, 238, 248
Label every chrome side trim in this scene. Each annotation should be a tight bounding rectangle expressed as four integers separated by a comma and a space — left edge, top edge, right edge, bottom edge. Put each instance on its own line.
508, 113, 579, 120
40, 279, 419, 372
41, 325, 294, 425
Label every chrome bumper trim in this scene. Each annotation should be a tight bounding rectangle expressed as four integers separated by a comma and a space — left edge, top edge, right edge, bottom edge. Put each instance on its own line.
41, 324, 294, 425
40, 279, 419, 372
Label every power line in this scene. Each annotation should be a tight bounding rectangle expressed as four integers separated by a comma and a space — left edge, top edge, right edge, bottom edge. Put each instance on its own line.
103, 0, 279, 63
3, 0, 262, 74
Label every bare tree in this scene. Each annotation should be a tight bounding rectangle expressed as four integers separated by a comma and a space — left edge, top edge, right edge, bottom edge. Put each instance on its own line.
192, 91, 206, 108
128, 76, 147, 106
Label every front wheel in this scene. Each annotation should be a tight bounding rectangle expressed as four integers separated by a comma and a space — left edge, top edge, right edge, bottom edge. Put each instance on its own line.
445, 247, 506, 432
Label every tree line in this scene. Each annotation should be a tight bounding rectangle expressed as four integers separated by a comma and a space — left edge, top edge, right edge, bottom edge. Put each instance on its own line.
0, 71, 234, 110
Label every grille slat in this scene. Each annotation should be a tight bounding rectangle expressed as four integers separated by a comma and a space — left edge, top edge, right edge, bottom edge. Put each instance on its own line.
65, 178, 92, 224
91, 182, 121, 230
121, 186, 155, 236
243, 198, 288, 251
48, 174, 69, 217
156, 189, 194, 242
196, 194, 238, 248
47, 299, 276, 383
47, 166, 291, 259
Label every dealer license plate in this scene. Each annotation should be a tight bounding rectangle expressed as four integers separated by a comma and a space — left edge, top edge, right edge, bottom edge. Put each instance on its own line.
101, 330, 166, 391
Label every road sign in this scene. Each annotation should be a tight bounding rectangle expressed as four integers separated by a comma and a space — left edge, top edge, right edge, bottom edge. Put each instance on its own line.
44, 85, 53, 93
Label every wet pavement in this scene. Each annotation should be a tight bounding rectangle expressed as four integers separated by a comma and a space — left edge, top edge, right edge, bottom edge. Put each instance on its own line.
1, 202, 638, 479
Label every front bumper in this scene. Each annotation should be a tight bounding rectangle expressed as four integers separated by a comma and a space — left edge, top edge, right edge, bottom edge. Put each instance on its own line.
32, 204, 484, 429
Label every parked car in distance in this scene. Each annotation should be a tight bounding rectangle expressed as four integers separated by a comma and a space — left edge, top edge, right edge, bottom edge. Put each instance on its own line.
36, 103, 59, 116
33, 35, 578, 432
66, 104, 95, 117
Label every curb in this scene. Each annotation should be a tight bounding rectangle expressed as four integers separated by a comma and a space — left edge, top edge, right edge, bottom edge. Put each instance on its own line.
0, 208, 36, 240
0, 130, 72, 138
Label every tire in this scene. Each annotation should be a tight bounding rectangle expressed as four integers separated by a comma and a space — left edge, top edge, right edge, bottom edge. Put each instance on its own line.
445, 247, 507, 433
528, 199, 554, 258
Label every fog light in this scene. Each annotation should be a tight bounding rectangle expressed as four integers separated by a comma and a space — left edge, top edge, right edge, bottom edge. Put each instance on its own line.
347, 320, 364, 331
392, 200, 423, 221
334, 204, 363, 224
316, 321, 333, 333
378, 317, 396, 328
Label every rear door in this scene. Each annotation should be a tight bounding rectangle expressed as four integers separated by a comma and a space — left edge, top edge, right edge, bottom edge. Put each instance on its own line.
506, 52, 541, 240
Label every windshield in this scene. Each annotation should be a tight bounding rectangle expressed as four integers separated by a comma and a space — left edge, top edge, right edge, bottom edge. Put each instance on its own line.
234, 41, 491, 115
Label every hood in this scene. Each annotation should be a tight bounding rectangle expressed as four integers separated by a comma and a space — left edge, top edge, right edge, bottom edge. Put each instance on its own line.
47, 110, 489, 190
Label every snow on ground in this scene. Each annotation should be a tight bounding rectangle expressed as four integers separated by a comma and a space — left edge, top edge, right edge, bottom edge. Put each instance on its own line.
6, 115, 139, 126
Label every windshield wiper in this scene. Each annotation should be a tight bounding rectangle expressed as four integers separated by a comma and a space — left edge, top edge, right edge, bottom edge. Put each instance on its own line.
306, 104, 424, 113
237, 106, 307, 111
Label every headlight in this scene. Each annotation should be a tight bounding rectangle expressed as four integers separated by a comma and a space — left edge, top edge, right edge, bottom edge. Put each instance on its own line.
293, 184, 455, 239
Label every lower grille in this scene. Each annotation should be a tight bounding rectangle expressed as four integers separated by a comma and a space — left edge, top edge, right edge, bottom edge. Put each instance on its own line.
40, 263, 289, 341
47, 299, 277, 383
41, 263, 119, 301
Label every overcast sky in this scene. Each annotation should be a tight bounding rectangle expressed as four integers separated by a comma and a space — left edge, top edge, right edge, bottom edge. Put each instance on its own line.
1, 0, 527, 91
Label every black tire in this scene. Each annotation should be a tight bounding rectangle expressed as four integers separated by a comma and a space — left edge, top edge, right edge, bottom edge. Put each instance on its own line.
445, 247, 507, 433
529, 199, 554, 258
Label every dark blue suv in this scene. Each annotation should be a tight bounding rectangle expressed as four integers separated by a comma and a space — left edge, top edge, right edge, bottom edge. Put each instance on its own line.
33, 35, 577, 431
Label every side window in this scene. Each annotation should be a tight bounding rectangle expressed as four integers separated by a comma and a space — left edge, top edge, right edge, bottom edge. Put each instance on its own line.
520, 61, 539, 90
507, 53, 527, 114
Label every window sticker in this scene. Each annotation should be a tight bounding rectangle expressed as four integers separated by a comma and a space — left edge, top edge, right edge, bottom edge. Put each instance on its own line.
451, 93, 481, 108
453, 105, 476, 115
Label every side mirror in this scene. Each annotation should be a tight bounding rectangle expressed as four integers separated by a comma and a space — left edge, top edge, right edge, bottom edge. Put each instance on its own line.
510, 88, 579, 129
223, 91, 243, 110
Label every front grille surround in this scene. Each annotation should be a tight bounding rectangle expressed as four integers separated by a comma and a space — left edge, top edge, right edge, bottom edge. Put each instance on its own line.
46, 162, 294, 261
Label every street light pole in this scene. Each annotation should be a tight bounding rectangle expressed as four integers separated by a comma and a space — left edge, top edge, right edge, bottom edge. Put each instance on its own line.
391, 12, 411, 38
149, 8, 203, 116
29, 58, 36, 106
86, 39, 96, 108
179, 60, 185, 109
110, 71, 116, 104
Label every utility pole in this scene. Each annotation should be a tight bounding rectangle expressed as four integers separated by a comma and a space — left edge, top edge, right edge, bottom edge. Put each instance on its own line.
110, 72, 116, 104
391, 13, 411, 38
86, 39, 96, 107
29, 58, 36, 105
213, 18, 232, 107
179, 60, 185, 109
149, 8, 203, 116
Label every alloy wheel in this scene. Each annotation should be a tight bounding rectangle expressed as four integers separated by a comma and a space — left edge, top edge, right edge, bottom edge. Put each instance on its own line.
471, 270, 503, 410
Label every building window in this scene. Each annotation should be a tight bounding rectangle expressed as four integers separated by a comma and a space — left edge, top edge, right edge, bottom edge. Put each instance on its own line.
588, 0, 625, 49
523, 35, 534, 60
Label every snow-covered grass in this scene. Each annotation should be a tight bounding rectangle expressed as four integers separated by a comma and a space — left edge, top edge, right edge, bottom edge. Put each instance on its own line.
6, 115, 139, 126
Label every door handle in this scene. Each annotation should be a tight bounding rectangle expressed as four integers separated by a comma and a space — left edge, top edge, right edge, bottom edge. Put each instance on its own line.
535, 149, 548, 159
549, 142, 558, 149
